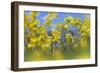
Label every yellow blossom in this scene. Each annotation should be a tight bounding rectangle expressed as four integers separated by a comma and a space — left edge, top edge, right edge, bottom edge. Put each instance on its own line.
65, 33, 73, 43
51, 30, 61, 42
28, 37, 38, 49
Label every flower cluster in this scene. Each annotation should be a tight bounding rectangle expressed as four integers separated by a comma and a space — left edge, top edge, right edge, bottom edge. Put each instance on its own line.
24, 12, 90, 61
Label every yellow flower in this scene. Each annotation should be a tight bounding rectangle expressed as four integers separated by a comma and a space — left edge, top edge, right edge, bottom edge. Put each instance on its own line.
31, 37, 38, 43
51, 30, 61, 36
59, 24, 64, 28
28, 37, 38, 49
65, 33, 73, 43
28, 20, 40, 29
80, 17, 90, 39
41, 44, 49, 50
47, 36, 52, 44
53, 36, 60, 42
51, 30, 61, 42
28, 43, 35, 48
64, 25, 68, 29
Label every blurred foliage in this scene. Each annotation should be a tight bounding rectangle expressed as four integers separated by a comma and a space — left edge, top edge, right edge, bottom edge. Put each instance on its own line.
24, 11, 90, 61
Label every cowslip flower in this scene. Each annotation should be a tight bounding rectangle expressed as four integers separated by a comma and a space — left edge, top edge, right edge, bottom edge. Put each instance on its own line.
65, 33, 73, 43
28, 37, 38, 49
51, 30, 61, 42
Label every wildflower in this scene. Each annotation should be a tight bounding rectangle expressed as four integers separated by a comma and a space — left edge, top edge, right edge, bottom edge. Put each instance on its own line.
65, 33, 73, 43
28, 37, 38, 49
59, 24, 64, 28
28, 43, 35, 48
51, 30, 61, 36
51, 30, 61, 42
64, 25, 68, 29
28, 20, 40, 29
80, 17, 90, 39
64, 16, 81, 26
47, 36, 52, 44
